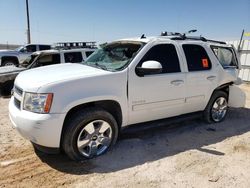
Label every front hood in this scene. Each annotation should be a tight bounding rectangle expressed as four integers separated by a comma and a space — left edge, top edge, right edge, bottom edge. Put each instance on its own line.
15, 63, 109, 92
0, 50, 18, 55
0, 66, 26, 75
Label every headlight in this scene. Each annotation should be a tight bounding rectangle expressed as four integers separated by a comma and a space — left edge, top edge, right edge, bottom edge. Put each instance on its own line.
23, 92, 53, 113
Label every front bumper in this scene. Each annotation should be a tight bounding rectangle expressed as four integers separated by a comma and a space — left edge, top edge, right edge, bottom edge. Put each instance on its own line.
9, 96, 66, 148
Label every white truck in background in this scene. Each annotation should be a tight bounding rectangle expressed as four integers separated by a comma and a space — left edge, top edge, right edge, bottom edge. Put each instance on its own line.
0, 44, 51, 66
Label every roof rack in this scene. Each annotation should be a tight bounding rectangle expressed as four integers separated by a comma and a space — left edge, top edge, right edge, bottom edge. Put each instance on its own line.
160, 30, 226, 45
54, 42, 97, 50
171, 36, 226, 44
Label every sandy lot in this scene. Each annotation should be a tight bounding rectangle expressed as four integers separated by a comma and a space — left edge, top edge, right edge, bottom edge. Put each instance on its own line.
1, 84, 250, 188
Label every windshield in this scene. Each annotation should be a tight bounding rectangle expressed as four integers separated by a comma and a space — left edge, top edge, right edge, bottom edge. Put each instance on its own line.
21, 54, 39, 68
83, 41, 144, 71
15, 46, 24, 52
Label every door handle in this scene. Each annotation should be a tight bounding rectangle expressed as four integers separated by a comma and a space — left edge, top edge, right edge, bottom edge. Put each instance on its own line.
207, 76, 216, 81
171, 80, 184, 86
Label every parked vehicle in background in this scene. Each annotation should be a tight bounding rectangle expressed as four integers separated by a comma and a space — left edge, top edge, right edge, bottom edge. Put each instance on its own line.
0, 44, 51, 67
9, 32, 245, 161
0, 43, 96, 96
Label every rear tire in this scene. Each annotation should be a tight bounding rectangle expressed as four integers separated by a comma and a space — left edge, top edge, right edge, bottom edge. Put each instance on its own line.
204, 91, 228, 123
62, 108, 119, 161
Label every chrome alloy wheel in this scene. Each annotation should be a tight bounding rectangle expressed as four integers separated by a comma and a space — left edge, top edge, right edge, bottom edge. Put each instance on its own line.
77, 120, 113, 158
4, 62, 15, 66
211, 97, 228, 122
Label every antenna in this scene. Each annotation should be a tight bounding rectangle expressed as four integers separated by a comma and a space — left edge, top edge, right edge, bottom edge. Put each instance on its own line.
141, 34, 146, 39
182, 29, 197, 38
188, 29, 197, 34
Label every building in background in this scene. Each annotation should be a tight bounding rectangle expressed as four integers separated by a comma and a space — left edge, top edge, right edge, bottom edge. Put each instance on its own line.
0, 44, 21, 50
228, 40, 250, 82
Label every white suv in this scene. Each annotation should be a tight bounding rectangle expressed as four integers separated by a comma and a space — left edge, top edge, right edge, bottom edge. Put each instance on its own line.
0, 48, 96, 96
9, 34, 245, 161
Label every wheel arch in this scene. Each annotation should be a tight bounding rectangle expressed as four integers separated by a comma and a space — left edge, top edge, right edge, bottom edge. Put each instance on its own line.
60, 100, 123, 147
1, 56, 19, 65
212, 82, 233, 98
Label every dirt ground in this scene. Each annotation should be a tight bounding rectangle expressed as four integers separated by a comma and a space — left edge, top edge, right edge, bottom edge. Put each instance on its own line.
0, 84, 250, 188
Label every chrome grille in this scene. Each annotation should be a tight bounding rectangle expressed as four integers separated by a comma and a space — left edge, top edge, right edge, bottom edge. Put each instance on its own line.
14, 97, 21, 109
14, 86, 23, 96
13, 85, 23, 110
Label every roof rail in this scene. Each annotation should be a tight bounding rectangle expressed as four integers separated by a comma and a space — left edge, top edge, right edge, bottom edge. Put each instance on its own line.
54, 42, 97, 50
160, 30, 226, 45
170, 36, 226, 44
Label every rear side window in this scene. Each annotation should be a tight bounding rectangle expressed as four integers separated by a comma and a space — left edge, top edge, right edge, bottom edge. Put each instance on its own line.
64, 52, 83, 63
211, 46, 237, 68
39, 45, 51, 51
85, 51, 94, 57
183, 44, 211, 71
139, 44, 181, 74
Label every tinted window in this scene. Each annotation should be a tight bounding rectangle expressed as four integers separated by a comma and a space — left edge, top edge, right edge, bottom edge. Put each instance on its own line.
39, 45, 51, 51
26, 45, 36, 52
85, 51, 94, 57
211, 46, 237, 67
22, 54, 38, 67
64, 52, 83, 63
183, 44, 211, 71
139, 44, 181, 74
32, 54, 60, 68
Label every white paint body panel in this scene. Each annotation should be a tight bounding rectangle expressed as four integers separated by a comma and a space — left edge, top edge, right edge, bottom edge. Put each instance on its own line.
228, 85, 246, 108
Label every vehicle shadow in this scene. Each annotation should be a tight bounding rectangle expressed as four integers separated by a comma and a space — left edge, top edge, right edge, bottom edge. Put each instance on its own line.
36, 107, 250, 175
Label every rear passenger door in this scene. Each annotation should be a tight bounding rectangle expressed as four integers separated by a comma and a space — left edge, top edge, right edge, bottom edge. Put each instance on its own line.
182, 44, 217, 113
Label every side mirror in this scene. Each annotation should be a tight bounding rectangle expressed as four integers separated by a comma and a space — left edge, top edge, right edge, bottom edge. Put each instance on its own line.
136, 60, 162, 76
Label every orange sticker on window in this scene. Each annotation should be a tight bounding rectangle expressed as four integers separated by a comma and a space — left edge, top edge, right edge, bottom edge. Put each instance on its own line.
202, 58, 209, 68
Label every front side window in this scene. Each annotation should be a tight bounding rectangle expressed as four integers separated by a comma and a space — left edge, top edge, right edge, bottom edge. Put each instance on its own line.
64, 52, 83, 63
83, 41, 144, 71
26, 45, 37, 52
22, 54, 39, 67
183, 44, 211, 71
31, 54, 60, 68
138, 44, 181, 74
211, 46, 237, 68
85, 51, 94, 57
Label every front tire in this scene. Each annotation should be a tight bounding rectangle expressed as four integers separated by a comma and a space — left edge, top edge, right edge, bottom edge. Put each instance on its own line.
2, 60, 17, 66
62, 108, 119, 161
204, 91, 228, 123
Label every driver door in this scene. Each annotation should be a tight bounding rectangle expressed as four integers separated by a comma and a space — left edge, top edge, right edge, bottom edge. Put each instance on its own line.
128, 43, 186, 125
18, 45, 37, 63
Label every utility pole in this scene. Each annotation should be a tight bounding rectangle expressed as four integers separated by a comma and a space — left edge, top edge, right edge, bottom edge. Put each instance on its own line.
238, 29, 244, 52
26, 0, 31, 44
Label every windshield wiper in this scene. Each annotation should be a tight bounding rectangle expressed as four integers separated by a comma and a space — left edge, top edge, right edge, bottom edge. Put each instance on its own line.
94, 62, 108, 70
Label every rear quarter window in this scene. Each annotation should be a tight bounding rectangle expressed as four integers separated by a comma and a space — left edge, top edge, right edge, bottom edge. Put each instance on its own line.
211, 46, 237, 68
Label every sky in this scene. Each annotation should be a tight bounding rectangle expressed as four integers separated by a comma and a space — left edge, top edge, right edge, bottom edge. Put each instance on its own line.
0, 0, 249, 45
